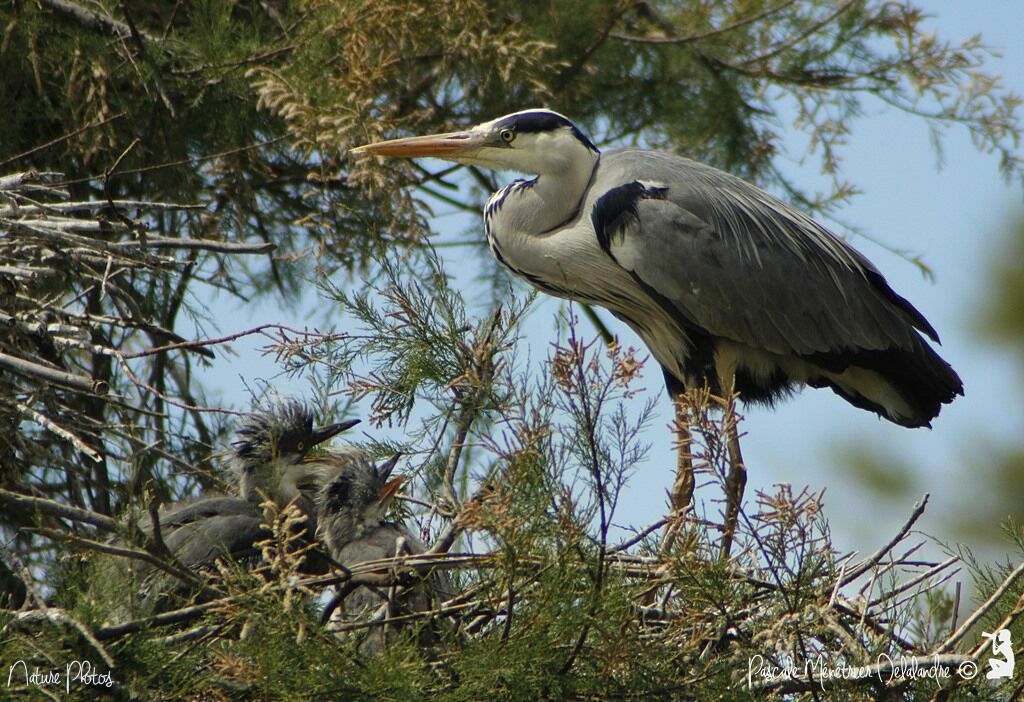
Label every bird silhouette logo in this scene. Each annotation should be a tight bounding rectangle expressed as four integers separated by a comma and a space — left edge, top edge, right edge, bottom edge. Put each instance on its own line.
982, 629, 1015, 680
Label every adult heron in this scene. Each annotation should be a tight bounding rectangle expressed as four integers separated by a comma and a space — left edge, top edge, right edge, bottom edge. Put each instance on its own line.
352, 109, 963, 551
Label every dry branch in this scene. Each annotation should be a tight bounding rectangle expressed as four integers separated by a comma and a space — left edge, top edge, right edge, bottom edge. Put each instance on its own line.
39, 0, 155, 42
940, 558, 1024, 653
0, 488, 119, 531
841, 494, 931, 587
0, 352, 103, 394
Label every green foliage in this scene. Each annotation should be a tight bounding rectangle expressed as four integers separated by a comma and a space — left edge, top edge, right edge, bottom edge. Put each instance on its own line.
315, 251, 498, 425
2, 251, 1023, 699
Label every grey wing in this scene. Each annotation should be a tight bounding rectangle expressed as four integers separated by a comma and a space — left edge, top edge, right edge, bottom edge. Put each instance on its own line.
140, 496, 255, 533
164, 512, 268, 569
135, 509, 268, 615
600, 153, 935, 357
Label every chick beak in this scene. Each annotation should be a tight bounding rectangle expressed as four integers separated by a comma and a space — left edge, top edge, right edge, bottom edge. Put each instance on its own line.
378, 475, 405, 506
376, 453, 404, 506
309, 418, 360, 448
350, 129, 487, 160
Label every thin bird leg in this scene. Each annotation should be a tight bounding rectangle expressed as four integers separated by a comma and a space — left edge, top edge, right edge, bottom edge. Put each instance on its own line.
661, 390, 695, 554
669, 394, 695, 513
719, 389, 747, 559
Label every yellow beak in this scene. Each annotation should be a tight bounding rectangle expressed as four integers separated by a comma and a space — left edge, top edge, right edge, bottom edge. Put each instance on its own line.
351, 130, 487, 159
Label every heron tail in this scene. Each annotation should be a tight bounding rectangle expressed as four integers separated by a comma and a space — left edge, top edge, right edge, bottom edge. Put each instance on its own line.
809, 337, 963, 428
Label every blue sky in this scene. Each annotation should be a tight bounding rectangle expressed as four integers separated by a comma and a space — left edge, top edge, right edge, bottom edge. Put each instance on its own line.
200, 0, 1024, 562
747, 0, 1024, 553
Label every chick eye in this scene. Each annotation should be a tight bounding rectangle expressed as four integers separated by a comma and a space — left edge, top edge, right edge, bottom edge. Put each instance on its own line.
499, 128, 515, 143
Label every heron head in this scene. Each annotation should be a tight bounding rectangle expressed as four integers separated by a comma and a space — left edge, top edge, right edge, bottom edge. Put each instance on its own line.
232, 400, 359, 500
352, 109, 598, 176
315, 453, 404, 552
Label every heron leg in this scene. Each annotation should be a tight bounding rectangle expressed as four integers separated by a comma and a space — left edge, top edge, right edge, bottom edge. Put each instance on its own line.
719, 390, 747, 559
660, 390, 694, 554
670, 395, 695, 512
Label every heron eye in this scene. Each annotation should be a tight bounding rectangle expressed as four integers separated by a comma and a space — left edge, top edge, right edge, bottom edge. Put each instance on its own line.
499, 128, 515, 143
296, 441, 305, 452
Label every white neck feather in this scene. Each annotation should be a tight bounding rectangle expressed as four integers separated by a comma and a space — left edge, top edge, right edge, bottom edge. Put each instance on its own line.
487, 147, 598, 239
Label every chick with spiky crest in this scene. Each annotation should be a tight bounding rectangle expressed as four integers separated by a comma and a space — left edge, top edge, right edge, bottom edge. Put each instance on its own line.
315, 452, 452, 654
315, 452, 404, 556
153, 400, 358, 574
232, 399, 359, 505
91, 401, 360, 622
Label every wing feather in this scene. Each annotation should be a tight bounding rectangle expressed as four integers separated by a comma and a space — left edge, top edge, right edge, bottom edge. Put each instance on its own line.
597, 150, 933, 358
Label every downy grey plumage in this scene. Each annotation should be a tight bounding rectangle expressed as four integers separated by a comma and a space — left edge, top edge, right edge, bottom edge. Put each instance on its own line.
315, 451, 452, 654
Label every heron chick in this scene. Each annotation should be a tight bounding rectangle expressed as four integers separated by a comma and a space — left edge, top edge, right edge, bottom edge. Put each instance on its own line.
157, 400, 359, 573
95, 402, 359, 620
232, 399, 359, 505
315, 452, 451, 654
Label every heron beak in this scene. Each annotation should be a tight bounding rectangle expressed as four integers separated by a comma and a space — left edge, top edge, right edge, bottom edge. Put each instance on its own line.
351, 130, 487, 159
378, 474, 405, 505
310, 418, 360, 448
376, 453, 404, 505
375, 453, 402, 481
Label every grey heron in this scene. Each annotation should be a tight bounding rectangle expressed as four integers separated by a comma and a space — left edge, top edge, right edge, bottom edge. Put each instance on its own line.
102, 402, 358, 617
154, 400, 358, 573
352, 109, 963, 552
315, 451, 452, 654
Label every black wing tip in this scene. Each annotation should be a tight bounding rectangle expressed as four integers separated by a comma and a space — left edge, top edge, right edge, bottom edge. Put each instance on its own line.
907, 379, 963, 427
809, 338, 963, 428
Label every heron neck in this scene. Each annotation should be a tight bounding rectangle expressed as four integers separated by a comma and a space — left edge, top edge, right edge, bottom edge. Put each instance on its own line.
241, 458, 301, 504
495, 153, 598, 235
276, 465, 301, 505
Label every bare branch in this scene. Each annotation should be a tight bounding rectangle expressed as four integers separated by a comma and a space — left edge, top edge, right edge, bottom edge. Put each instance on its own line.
37, 0, 154, 41
939, 558, 1024, 653
841, 494, 930, 587
0, 351, 105, 394
0, 488, 119, 531
110, 237, 276, 254
612, 0, 799, 45
15, 402, 103, 462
